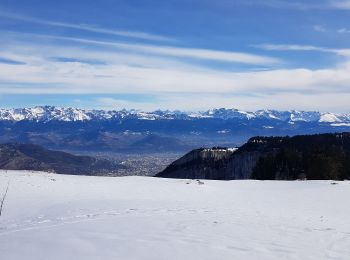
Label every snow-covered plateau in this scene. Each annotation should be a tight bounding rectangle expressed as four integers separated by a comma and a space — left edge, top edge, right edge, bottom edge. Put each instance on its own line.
0, 170, 349, 260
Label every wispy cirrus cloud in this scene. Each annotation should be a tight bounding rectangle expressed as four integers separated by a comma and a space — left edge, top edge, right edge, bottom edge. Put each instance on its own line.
253, 43, 350, 57
312, 24, 350, 36
0, 38, 350, 111
330, 0, 350, 9
1, 31, 280, 65
0, 11, 173, 42
237, 0, 350, 10
338, 28, 350, 33
1, 40, 350, 95
54, 36, 280, 65
253, 44, 326, 52
313, 25, 328, 32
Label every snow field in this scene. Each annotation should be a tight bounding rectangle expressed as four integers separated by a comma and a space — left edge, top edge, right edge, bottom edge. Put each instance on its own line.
0, 170, 349, 260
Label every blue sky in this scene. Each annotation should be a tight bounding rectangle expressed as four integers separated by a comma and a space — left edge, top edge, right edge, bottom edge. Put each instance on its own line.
0, 0, 350, 112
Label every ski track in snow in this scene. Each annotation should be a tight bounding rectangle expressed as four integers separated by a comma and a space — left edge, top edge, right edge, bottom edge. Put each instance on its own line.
0, 170, 350, 260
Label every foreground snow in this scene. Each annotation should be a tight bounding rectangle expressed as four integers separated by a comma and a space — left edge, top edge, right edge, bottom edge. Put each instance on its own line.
0, 171, 349, 260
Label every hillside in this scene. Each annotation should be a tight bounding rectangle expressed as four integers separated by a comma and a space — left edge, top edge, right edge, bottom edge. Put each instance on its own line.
157, 133, 350, 180
0, 143, 122, 175
158, 148, 237, 179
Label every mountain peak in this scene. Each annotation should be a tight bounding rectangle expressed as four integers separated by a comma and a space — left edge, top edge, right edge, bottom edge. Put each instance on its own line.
0, 106, 349, 124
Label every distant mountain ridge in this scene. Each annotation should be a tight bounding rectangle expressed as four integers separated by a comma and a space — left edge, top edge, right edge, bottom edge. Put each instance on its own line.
0, 106, 349, 153
0, 106, 349, 124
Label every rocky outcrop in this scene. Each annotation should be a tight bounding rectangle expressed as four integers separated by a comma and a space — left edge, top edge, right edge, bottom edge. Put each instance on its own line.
224, 151, 262, 179
156, 148, 236, 180
156, 133, 350, 180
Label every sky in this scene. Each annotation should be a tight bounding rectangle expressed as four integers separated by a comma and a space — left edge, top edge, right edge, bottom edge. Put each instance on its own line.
0, 0, 350, 112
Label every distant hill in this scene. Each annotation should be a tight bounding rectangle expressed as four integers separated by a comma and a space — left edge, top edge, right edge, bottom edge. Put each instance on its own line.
156, 133, 350, 180
0, 143, 123, 175
0, 106, 350, 153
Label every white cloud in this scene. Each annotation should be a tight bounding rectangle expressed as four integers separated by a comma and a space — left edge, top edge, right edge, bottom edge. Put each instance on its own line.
0, 34, 350, 112
0, 31, 280, 65
239, 0, 350, 10
313, 25, 327, 32
37, 35, 279, 65
338, 28, 350, 33
330, 0, 350, 9
253, 44, 326, 52
0, 47, 349, 95
253, 43, 350, 57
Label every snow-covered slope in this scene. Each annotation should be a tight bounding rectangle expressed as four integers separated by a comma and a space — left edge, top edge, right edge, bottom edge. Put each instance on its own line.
0, 171, 349, 260
0, 106, 349, 124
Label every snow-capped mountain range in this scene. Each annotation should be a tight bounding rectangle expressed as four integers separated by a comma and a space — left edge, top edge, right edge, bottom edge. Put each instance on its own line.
0, 106, 349, 125
0, 106, 349, 153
